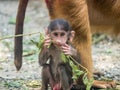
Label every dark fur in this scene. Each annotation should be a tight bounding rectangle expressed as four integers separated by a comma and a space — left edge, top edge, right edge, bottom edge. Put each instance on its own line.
39, 44, 73, 90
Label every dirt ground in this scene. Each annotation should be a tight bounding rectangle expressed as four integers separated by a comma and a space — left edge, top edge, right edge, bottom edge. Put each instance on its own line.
0, 0, 120, 90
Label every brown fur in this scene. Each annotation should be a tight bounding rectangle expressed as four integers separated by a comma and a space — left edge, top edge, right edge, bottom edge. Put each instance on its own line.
39, 44, 74, 90
15, 0, 28, 71
87, 0, 120, 36
15, 0, 119, 88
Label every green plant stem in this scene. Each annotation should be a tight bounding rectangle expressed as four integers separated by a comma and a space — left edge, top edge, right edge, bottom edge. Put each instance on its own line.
0, 32, 41, 41
68, 56, 90, 74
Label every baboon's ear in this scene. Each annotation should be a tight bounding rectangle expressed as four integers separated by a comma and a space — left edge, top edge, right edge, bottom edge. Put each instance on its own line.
69, 31, 75, 42
45, 28, 49, 35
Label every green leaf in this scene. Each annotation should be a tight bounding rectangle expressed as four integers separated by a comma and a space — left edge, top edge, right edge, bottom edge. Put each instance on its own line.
31, 33, 45, 50
60, 52, 67, 63
82, 73, 93, 90
38, 33, 45, 49
31, 40, 39, 47
76, 70, 84, 76
72, 75, 78, 80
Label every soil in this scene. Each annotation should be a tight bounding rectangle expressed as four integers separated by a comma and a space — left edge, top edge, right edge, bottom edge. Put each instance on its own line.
0, 0, 120, 90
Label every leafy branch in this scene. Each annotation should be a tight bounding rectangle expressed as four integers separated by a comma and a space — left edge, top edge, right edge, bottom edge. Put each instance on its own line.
61, 53, 93, 90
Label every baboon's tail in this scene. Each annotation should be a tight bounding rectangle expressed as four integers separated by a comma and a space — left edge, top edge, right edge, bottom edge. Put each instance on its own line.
14, 0, 29, 71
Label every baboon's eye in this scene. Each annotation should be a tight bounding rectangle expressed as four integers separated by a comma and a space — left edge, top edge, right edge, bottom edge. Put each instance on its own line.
54, 33, 58, 37
61, 32, 65, 36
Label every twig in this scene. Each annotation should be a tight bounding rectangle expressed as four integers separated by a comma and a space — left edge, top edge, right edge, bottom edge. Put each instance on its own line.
0, 31, 41, 41
69, 56, 92, 75
23, 51, 36, 57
